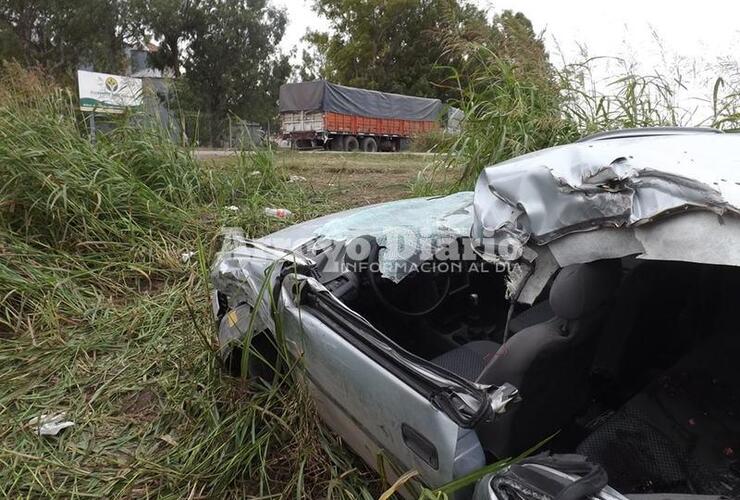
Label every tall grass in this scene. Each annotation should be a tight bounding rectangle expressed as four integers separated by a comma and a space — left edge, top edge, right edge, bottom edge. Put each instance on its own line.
0, 66, 197, 247
451, 47, 574, 183
412, 45, 575, 193
413, 45, 740, 193
0, 64, 375, 498
8, 48, 739, 497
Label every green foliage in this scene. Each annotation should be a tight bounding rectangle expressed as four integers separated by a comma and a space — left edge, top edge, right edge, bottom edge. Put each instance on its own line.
560, 60, 740, 133
560, 63, 685, 133
181, 0, 291, 130
414, 43, 572, 191
298, 34, 329, 82
0, 0, 130, 78
0, 64, 187, 247
0, 66, 376, 498
308, 0, 495, 100
128, 0, 206, 77
415, 46, 740, 193
1, 0, 292, 140
409, 129, 451, 152
708, 76, 740, 130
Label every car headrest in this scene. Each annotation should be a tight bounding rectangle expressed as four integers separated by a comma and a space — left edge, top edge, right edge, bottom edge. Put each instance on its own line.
549, 261, 621, 320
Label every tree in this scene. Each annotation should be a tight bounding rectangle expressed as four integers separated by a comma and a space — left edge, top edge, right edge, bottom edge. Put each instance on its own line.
128, 0, 205, 76
180, 0, 290, 141
305, 0, 553, 102
0, 0, 130, 77
297, 34, 328, 82
305, 0, 492, 99
489, 11, 553, 85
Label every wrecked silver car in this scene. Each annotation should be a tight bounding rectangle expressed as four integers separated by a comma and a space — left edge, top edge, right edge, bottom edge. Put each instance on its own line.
211, 128, 740, 499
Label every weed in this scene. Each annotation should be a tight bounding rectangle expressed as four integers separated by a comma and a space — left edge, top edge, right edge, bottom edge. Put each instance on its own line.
0, 65, 374, 498
413, 47, 740, 194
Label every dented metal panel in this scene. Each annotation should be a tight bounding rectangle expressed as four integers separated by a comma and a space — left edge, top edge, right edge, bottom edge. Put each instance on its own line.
548, 211, 740, 268
473, 134, 740, 257
210, 228, 313, 339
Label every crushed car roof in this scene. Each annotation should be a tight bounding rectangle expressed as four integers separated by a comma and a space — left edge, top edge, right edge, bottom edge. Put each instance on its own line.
471, 131, 740, 302
473, 132, 740, 249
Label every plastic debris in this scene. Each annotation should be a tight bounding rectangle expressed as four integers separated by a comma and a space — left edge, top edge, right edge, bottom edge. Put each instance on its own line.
263, 207, 293, 219
28, 413, 75, 436
181, 251, 196, 263
288, 175, 306, 183
159, 434, 178, 446
224, 205, 239, 212
248, 170, 261, 177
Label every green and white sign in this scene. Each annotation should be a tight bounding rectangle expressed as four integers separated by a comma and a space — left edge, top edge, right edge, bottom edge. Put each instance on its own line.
77, 70, 142, 113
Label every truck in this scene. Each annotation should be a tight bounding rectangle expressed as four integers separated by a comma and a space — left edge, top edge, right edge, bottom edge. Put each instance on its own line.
279, 80, 449, 152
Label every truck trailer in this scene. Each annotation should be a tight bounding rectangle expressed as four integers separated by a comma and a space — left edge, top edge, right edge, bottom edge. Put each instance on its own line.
279, 80, 444, 152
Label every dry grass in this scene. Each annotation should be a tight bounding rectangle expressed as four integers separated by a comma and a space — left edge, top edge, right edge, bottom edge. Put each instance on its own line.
0, 65, 379, 498
206, 150, 444, 208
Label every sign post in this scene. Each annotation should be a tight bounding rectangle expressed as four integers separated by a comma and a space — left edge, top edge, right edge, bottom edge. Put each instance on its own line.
90, 111, 96, 144
77, 70, 143, 142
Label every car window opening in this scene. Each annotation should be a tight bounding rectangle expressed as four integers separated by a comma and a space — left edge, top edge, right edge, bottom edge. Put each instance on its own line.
316, 242, 740, 498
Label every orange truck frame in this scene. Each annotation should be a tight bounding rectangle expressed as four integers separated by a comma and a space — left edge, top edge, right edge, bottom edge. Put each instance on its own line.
279, 81, 444, 152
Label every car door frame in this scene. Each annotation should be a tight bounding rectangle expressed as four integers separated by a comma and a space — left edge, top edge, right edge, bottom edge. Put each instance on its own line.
278, 272, 490, 492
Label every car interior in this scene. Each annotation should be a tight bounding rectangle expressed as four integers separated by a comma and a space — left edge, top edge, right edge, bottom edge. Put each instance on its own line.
316, 236, 740, 498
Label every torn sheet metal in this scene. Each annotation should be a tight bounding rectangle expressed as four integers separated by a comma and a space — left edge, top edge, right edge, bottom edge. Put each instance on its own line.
473, 133, 740, 256
314, 192, 474, 282
210, 228, 313, 337
517, 246, 559, 305
549, 211, 740, 269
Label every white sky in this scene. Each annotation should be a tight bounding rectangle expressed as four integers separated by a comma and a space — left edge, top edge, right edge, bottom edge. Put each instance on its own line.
276, 0, 740, 64
274, 0, 740, 115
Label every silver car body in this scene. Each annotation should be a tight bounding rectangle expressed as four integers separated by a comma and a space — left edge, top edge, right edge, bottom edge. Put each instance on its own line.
211, 129, 740, 498
212, 195, 496, 493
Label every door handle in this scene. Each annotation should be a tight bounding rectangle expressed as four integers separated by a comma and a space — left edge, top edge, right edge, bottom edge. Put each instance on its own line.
401, 423, 439, 470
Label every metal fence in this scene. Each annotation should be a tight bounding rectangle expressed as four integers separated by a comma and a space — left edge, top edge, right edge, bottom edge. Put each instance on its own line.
177, 111, 266, 148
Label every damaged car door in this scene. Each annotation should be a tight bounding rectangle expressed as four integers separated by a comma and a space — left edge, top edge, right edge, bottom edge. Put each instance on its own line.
211, 226, 518, 495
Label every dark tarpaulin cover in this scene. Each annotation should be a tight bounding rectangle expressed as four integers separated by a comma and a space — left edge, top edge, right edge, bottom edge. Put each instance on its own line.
279, 80, 443, 121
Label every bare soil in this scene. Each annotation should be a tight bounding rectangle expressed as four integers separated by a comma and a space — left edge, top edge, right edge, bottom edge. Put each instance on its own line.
207, 149, 438, 207
275, 151, 436, 206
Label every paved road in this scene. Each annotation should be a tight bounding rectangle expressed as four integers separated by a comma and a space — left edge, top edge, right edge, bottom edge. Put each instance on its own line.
192, 148, 435, 160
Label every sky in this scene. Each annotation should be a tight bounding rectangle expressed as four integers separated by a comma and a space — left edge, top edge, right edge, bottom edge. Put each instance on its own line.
274, 0, 740, 116
275, 0, 740, 71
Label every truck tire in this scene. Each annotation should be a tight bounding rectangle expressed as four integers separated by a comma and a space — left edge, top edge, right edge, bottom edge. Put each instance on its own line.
329, 136, 344, 151
361, 137, 378, 153
344, 135, 359, 152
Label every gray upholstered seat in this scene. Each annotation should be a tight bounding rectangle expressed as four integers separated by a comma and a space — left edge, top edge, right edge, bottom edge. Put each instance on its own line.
432, 260, 621, 458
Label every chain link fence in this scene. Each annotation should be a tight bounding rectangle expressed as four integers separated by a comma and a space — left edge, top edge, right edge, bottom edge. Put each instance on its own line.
177, 111, 267, 148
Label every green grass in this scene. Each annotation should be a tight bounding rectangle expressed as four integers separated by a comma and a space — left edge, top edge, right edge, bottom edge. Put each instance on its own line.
412, 47, 740, 196
0, 65, 378, 498
6, 50, 739, 498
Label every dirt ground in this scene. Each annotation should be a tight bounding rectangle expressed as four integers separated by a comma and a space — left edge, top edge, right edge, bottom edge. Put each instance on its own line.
278, 150, 436, 205
205, 149, 441, 207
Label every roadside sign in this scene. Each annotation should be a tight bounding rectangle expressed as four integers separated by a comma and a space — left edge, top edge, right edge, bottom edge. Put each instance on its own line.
77, 70, 142, 113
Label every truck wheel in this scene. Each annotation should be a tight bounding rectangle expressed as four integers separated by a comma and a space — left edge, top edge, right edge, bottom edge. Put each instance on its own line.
361, 137, 378, 153
344, 136, 359, 152
329, 136, 344, 151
